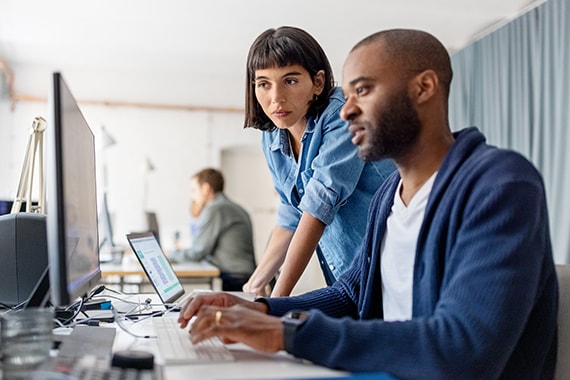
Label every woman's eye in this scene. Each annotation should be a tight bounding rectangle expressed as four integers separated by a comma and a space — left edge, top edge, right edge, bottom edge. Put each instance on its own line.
285, 78, 298, 85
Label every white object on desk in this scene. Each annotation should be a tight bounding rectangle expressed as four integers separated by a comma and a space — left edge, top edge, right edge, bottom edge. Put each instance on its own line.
106, 295, 348, 380
153, 317, 234, 364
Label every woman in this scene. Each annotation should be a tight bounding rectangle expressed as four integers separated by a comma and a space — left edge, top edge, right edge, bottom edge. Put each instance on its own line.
243, 26, 394, 296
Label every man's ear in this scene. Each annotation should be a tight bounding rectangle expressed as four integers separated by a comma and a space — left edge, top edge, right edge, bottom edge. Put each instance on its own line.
411, 70, 438, 105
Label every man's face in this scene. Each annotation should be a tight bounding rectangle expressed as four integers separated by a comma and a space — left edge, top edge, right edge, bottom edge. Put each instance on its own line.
190, 177, 208, 206
340, 43, 421, 162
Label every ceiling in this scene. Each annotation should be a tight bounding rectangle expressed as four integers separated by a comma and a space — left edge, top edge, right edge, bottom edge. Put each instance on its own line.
0, 0, 543, 111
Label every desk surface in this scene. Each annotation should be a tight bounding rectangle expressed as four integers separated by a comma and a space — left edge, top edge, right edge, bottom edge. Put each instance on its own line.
90, 293, 346, 380
100, 260, 220, 278
58, 293, 395, 380
114, 314, 348, 380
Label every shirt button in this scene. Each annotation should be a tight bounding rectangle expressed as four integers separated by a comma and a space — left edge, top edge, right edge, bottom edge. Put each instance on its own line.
329, 264, 335, 271
299, 189, 304, 194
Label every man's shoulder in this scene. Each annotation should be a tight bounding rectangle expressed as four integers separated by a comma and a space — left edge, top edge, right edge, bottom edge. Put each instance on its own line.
450, 127, 542, 183
210, 195, 250, 215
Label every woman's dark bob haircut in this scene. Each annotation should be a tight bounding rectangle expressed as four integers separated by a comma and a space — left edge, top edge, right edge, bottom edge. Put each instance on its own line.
244, 26, 335, 131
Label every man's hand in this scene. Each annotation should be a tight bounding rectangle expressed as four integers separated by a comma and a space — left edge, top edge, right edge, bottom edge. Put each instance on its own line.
189, 304, 284, 353
177, 292, 267, 329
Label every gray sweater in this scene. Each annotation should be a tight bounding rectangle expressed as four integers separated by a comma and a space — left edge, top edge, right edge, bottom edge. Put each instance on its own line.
172, 193, 255, 275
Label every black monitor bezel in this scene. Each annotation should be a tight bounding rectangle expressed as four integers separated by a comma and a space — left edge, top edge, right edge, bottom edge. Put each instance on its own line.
47, 72, 102, 307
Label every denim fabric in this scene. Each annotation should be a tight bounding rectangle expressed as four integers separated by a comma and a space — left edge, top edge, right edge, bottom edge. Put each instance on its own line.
261, 87, 395, 281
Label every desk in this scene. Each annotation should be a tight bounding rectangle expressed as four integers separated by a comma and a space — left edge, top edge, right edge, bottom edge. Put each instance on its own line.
100, 261, 220, 291
50, 293, 393, 380
113, 312, 349, 380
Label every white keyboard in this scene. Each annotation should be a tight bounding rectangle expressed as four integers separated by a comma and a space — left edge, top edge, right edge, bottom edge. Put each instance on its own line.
152, 317, 234, 364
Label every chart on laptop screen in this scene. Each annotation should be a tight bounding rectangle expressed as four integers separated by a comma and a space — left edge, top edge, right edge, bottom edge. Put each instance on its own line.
127, 233, 184, 302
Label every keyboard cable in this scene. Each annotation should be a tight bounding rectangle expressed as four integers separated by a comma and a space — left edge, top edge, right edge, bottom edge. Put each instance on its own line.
112, 305, 159, 340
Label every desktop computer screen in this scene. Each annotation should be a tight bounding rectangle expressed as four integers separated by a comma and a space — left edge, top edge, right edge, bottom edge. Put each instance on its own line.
46, 72, 101, 307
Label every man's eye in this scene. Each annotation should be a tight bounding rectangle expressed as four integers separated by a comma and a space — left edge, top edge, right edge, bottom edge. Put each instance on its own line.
356, 86, 367, 95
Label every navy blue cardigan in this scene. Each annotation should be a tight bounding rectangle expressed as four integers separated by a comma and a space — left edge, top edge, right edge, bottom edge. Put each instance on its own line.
265, 127, 558, 379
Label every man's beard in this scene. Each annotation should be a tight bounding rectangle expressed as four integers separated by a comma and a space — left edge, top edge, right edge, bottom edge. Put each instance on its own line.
357, 91, 422, 162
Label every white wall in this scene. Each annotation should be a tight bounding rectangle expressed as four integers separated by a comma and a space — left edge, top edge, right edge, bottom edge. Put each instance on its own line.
0, 90, 260, 249
0, 91, 325, 294
85, 104, 260, 251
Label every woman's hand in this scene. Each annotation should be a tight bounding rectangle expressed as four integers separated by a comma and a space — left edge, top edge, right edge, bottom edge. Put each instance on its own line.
242, 280, 271, 297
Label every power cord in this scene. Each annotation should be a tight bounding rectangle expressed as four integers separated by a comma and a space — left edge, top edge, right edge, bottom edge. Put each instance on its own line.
111, 306, 158, 339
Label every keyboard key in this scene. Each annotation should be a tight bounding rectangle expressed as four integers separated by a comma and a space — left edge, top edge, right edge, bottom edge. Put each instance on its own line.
153, 317, 234, 364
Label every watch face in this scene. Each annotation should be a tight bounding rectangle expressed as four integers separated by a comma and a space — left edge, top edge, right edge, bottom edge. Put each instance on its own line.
282, 310, 309, 352
289, 311, 307, 320
283, 310, 309, 324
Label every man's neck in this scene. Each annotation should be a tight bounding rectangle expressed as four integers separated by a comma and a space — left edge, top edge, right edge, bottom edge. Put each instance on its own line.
396, 129, 454, 206
204, 191, 218, 204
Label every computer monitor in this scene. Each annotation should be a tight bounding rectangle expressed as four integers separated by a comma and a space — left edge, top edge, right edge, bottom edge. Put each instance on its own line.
46, 72, 101, 307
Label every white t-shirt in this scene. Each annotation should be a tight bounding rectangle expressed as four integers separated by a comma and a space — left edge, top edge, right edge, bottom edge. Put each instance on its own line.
381, 172, 437, 321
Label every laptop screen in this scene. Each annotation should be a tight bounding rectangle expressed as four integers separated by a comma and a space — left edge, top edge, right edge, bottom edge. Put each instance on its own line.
126, 232, 185, 304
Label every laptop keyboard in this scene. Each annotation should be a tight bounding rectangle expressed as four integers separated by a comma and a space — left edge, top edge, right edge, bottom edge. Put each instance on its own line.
153, 317, 234, 364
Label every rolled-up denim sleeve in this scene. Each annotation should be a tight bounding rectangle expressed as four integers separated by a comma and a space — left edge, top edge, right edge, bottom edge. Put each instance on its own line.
299, 111, 365, 225
275, 201, 301, 231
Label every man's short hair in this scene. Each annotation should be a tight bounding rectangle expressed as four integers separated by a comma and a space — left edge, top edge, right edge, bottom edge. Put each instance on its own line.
193, 168, 224, 193
354, 29, 453, 98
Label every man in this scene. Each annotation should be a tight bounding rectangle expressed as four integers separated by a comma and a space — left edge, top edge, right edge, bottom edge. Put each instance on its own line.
178, 30, 558, 379
171, 168, 256, 291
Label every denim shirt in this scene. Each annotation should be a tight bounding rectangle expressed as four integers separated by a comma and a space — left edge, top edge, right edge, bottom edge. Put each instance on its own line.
261, 87, 395, 280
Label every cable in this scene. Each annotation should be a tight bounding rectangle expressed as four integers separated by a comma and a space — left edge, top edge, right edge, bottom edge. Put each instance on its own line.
55, 297, 85, 326
111, 307, 157, 339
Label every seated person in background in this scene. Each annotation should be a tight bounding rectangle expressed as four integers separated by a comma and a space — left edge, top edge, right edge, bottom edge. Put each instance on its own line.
178, 29, 558, 379
171, 168, 256, 291
188, 199, 202, 238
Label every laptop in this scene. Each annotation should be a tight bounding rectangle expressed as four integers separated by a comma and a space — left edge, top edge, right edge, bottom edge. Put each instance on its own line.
125, 231, 187, 307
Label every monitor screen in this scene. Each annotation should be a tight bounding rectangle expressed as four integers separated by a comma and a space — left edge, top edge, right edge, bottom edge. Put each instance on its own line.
47, 72, 101, 307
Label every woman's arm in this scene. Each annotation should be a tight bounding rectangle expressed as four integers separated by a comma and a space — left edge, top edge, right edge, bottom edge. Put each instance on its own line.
243, 226, 294, 296
270, 212, 325, 297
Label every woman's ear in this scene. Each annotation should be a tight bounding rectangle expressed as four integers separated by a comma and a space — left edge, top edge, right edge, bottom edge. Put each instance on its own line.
313, 70, 326, 96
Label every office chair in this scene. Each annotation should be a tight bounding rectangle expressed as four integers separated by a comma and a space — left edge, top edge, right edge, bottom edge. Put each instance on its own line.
555, 264, 570, 380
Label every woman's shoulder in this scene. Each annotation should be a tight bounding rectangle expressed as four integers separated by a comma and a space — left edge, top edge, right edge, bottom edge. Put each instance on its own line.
325, 87, 345, 111
313, 87, 345, 127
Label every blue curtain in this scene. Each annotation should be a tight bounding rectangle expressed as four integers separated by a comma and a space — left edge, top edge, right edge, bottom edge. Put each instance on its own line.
449, 0, 570, 263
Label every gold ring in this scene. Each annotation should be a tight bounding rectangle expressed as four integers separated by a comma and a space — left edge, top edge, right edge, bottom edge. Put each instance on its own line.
215, 310, 222, 326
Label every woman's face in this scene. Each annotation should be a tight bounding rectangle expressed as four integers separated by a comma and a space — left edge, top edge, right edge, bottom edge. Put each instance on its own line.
254, 64, 324, 132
